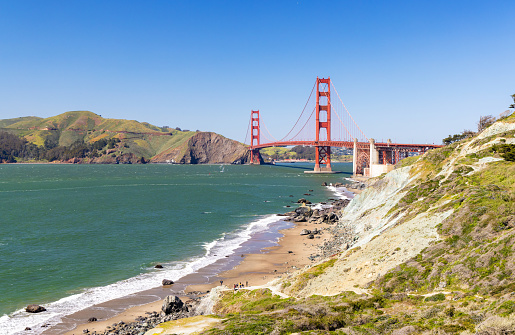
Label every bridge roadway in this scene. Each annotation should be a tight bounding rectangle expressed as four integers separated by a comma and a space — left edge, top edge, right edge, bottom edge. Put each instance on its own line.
251, 140, 437, 151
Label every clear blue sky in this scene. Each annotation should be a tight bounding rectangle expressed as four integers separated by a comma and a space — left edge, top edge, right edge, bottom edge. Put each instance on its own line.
1, 0, 513, 144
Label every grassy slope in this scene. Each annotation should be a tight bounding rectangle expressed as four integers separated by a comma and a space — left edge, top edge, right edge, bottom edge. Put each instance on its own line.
0, 116, 42, 128
0, 111, 198, 160
201, 114, 515, 335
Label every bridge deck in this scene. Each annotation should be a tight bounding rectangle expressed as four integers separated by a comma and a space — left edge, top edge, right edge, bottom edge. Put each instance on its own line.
251, 141, 442, 150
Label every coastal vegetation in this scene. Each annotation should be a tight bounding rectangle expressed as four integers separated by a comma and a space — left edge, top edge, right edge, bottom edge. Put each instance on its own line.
261, 146, 352, 162
0, 111, 248, 164
191, 112, 515, 334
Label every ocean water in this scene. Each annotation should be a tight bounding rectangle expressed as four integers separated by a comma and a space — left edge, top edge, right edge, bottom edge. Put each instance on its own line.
0, 163, 352, 334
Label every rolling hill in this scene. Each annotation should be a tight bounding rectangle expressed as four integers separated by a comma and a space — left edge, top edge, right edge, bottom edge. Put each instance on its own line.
0, 111, 248, 164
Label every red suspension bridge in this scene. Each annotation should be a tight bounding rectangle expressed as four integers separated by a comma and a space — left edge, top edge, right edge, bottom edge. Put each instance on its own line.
244, 77, 442, 176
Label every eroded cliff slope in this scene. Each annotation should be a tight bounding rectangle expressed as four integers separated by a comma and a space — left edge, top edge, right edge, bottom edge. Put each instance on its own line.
150, 132, 249, 164
198, 114, 515, 334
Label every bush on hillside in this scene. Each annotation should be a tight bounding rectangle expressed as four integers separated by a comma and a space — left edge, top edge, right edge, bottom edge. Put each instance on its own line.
492, 144, 515, 162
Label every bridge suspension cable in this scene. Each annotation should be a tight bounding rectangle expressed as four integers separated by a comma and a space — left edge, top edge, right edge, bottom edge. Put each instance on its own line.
244, 114, 252, 145
260, 118, 278, 143
331, 81, 368, 141
289, 106, 316, 141
278, 82, 316, 142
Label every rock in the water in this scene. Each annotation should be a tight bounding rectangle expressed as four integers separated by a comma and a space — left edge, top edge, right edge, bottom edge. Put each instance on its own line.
321, 182, 327, 186
155, 264, 163, 269
24, 327, 31, 331
25, 304, 46, 313
300, 229, 311, 236
88, 317, 98, 322
162, 279, 174, 286
162, 295, 184, 315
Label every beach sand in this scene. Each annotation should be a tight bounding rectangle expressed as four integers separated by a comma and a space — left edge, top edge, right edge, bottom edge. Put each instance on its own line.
63, 215, 330, 335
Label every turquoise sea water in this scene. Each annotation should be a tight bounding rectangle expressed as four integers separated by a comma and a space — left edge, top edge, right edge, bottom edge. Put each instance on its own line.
0, 163, 352, 334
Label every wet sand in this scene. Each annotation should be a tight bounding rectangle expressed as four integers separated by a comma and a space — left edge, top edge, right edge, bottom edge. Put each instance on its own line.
62, 217, 328, 335
60, 188, 356, 335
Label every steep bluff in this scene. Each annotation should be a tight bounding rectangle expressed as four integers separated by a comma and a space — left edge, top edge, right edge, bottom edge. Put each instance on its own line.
150, 132, 248, 164
141, 115, 515, 334
280, 116, 515, 299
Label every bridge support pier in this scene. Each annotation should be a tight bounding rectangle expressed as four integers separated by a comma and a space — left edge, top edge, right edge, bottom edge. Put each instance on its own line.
249, 149, 262, 164
314, 146, 332, 172
249, 110, 262, 165
352, 139, 358, 176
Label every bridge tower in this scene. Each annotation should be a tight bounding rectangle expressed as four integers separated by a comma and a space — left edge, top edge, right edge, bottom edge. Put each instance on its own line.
314, 77, 332, 172
249, 110, 262, 164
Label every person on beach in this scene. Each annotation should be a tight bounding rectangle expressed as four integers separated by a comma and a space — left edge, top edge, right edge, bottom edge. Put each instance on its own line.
246, 281, 248, 287
220, 280, 223, 286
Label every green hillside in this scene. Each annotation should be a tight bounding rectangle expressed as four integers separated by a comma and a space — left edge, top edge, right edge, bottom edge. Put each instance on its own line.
0, 116, 42, 128
197, 113, 515, 334
0, 111, 198, 162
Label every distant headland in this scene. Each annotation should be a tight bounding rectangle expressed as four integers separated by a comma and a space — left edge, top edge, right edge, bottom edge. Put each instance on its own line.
0, 111, 248, 164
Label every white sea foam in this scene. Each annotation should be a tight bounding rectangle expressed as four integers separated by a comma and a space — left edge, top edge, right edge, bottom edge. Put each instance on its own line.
0, 214, 283, 335
327, 184, 353, 200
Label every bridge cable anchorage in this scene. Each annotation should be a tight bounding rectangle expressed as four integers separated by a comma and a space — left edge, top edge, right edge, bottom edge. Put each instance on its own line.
244, 115, 252, 145
278, 81, 316, 142
331, 81, 368, 141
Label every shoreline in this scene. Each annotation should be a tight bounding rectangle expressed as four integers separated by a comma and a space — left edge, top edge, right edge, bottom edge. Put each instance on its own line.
62, 219, 329, 335
59, 185, 359, 335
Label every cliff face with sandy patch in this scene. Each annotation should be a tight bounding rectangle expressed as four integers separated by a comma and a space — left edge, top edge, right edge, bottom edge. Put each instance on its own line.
150, 132, 249, 164
279, 116, 515, 298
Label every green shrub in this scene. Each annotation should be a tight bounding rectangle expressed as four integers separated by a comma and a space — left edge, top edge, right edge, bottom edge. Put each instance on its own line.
425, 293, 446, 302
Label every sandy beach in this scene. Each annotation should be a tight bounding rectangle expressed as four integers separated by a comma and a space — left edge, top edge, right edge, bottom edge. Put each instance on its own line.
60, 185, 362, 335
62, 217, 329, 335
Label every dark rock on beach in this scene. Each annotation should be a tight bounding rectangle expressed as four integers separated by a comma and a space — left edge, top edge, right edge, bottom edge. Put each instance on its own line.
25, 304, 46, 313
155, 264, 163, 269
300, 229, 311, 235
162, 295, 184, 315
294, 206, 313, 216
162, 279, 174, 286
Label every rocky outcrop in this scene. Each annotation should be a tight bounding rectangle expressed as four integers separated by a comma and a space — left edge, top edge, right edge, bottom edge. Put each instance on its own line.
60, 153, 146, 164
162, 295, 184, 315
162, 279, 174, 286
25, 304, 46, 313
151, 132, 249, 164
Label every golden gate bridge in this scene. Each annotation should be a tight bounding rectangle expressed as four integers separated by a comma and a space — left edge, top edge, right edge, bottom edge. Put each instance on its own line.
244, 77, 442, 177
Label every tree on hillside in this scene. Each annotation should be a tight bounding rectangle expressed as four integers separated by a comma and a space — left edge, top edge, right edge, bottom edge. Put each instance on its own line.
477, 115, 496, 132
43, 131, 60, 149
442, 130, 475, 145
510, 93, 515, 109
291, 146, 316, 160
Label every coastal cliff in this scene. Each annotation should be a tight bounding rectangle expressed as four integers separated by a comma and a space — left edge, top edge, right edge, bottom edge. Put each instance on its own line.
192, 114, 515, 334
150, 132, 249, 164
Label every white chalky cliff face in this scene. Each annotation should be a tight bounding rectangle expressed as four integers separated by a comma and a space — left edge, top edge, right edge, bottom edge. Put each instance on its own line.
279, 119, 515, 298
